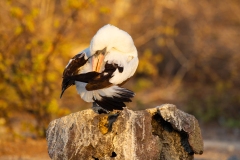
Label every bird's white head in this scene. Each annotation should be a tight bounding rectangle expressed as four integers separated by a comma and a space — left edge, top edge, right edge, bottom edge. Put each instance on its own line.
90, 24, 137, 56
88, 24, 137, 73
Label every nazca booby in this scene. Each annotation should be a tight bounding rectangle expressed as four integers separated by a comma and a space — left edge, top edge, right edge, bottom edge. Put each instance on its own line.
61, 24, 138, 113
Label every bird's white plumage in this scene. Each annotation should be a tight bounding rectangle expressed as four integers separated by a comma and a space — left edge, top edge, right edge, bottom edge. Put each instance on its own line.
76, 82, 125, 102
75, 24, 138, 102
90, 24, 137, 55
104, 49, 138, 84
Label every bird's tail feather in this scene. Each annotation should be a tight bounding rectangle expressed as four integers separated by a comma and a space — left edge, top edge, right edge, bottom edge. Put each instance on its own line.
93, 87, 134, 111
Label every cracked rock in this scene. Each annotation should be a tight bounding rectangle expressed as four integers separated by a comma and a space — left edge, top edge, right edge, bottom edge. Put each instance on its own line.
46, 104, 203, 160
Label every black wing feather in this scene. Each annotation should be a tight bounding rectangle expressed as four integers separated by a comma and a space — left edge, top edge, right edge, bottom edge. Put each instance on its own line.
86, 62, 124, 91
63, 53, 87, 77
61, 53, 89, 98
94, 88, 134, 111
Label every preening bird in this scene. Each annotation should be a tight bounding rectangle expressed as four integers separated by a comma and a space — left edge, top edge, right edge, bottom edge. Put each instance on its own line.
60, 24, 138, 113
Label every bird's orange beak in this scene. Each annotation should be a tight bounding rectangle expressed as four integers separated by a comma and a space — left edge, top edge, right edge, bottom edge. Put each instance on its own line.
92, 48, 106, 73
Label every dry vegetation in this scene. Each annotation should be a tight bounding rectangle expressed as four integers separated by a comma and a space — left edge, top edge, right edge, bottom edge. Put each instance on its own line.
0, 0, 239, 140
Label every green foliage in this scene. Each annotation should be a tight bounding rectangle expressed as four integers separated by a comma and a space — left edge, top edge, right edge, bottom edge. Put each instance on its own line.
185, 81, 240, 127
223, 119, 240, 128
134, 78, 153, 92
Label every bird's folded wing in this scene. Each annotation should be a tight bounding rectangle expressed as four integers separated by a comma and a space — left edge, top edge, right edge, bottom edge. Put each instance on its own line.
85, 62, 123, 91
63, 53, 88, 77
61, 52, 89, 98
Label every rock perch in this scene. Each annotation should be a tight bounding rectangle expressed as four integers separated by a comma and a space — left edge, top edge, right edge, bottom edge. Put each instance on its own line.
46, 104, 203, 160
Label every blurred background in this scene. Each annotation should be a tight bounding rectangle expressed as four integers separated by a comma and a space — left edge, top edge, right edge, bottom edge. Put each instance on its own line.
0, 0, 240, 159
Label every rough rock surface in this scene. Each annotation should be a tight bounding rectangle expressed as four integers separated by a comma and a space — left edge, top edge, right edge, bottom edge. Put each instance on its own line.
46, 104, 203, 160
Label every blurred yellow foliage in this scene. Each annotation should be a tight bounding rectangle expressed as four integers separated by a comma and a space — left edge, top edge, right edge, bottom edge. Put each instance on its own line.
99, 7, 111, 14
0, 118, 6, 126
15, 26, 23, 35
0, 100, 8, 110
156, 38, 166, 47
0, 0, 240, 138
47, 99, 59, 114
68, 0, 83, 9
137, 49, 163, 76
134, 78, 153, 92
10, 7, 23, 19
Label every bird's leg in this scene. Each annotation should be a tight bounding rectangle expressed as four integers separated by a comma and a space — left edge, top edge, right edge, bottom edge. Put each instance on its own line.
92, 102, 110, 114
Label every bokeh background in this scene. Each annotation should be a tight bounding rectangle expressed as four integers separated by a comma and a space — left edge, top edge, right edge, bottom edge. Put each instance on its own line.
0, 0, 240, 159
